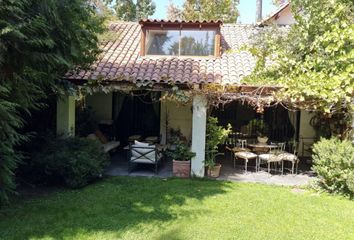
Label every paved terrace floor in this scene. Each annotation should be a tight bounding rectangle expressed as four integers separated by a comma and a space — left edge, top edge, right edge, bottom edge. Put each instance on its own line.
105, 150, 316, 186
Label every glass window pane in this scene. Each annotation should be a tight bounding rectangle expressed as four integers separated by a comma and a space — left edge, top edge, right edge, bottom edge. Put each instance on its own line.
146, 30, 180, 56
180, 30, 215, 56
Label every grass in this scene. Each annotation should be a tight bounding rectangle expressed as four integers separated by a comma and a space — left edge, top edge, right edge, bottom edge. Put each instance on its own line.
1, 177, 354, 240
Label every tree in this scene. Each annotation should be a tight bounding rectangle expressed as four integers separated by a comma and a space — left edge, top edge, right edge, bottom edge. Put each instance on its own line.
256, 0, 262, 22
182, 0, 239, 23
136, 0, 156, 20
0, 0, 103, 205
115, 0, 136, 21
272, 0, 287, 7
166, 0, 183, 21
91, 0, 111, 14
245, 0, 354, 139
106, 0, 156, 21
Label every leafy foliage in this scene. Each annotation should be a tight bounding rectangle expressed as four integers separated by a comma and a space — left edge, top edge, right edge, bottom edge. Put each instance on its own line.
75, 105, 99, 137
205, 117, 231, 167
272, 0, 287, 7
0, 0, 103, 205
166, 0, 183, 21
136, 0, 156, 20
312, 138, 354, 196
245, 0, 354, 116
32, 136, 110, 188
106, 0, 156, 21
244, 119, 269, 137
166, 141, 196, 161
182, 0, 239, 23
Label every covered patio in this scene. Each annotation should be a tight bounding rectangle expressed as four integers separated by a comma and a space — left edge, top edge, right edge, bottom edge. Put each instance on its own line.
103, 148, 315, 186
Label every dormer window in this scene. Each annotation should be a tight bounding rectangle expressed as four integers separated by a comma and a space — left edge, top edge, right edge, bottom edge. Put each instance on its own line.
146, 29, 216, 56
139, 20, 222, 57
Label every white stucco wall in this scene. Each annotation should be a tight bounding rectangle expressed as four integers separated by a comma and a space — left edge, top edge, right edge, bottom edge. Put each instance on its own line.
298, 111, 317, 157
160, 100, 193, 144
274, 6, 296, 25
56, 95, 75, 137
86, 92, 113, 121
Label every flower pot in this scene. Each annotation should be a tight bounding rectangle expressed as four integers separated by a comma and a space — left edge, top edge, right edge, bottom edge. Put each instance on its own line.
173, 160, 191, 178
207, 164, 222, 178
257, 136, 268, 144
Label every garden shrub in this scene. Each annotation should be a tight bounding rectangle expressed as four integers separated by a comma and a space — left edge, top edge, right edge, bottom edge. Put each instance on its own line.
33, 137, 110, 188
312, 138, 354, 196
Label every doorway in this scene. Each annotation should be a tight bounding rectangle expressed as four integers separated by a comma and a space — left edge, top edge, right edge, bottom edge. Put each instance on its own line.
113, 91, 160, 145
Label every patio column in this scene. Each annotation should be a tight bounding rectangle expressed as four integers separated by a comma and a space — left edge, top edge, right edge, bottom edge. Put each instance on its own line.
191, 95, 208, 177
56, 95, 75, 137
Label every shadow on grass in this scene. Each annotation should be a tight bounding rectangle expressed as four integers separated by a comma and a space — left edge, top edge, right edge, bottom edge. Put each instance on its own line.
0, 176, 233, 239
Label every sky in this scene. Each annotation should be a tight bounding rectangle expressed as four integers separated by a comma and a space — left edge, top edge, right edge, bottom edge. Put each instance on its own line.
151, 0, 278, 24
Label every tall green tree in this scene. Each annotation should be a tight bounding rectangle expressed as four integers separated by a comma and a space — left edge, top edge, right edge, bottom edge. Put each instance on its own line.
182, 0, 239, 23
136, 0, 156, 20
106, 0, 155, 21
114, 0, 136, 21
166, 0, 183, 21
0, 0, 103, 205
245, 0, 354, 138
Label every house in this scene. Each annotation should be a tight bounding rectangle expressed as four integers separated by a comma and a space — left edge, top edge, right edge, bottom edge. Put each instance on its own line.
58, 19, 317, 177
258, 2, 295, 26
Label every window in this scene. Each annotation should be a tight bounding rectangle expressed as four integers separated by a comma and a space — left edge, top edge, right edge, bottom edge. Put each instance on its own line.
146, 30, 180, 56
180, 30, 215, 56
145, 29, 216, 57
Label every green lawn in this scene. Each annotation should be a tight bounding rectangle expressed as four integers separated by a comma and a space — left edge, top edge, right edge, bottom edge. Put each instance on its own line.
1, 177, 354, 240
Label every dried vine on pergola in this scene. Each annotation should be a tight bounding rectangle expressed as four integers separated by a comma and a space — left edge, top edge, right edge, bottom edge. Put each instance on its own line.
71, 78, 352, 117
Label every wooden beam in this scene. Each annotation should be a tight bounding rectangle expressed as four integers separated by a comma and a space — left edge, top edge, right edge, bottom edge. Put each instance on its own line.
215, 31, 221, 57
140, 28, 146, 56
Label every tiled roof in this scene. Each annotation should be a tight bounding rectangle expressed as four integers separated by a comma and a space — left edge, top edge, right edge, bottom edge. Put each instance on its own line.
139, 19, 223, 24
66, 22, 261, 86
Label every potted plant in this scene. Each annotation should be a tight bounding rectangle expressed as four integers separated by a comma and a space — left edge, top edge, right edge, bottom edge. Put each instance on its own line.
246, 119, 269, 143
205, 117, 231, 178
166, 141, 195, 178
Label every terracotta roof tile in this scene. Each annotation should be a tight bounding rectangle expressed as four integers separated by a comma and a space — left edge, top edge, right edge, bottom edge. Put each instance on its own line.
67, 22, 261, 86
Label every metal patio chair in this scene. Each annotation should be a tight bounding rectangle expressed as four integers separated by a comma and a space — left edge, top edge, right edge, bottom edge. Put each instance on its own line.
128, 143, 162, 174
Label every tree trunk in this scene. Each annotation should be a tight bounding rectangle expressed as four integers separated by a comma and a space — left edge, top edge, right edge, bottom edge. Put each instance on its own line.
256, 0, 263, 22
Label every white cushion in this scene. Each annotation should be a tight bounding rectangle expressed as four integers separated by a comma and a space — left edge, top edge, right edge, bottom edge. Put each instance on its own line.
134, 140, 150, 147
259, 153, 272, 161
259, 153, 282, 162
87, 134, 98, 140
130, 158, 156, 164
103, 141, 120, 152
279, 153, 298, 162
145, 136, 159, 143
235, 151, 257, 161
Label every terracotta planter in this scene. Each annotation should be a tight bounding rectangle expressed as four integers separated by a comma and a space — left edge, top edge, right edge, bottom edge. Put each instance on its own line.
173, 160, 191, 178
207, 164, 222, 178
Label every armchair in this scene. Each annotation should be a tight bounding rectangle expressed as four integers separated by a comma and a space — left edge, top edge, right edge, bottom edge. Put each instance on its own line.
128, 142, 162, 174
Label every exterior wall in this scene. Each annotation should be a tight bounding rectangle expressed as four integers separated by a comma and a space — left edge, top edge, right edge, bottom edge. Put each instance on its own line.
298, 111, 317, 157
86, 92, 113, 121
273, 6, 296, 25
160, 100, 193, 144
56, 95, 75, 137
